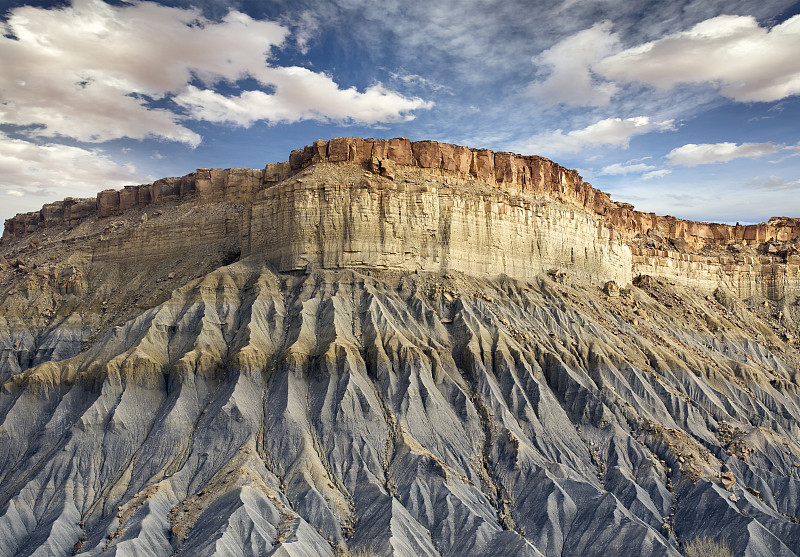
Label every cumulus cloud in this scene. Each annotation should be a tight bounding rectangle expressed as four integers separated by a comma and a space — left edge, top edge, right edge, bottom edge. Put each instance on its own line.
0, 0, 430, 147
518, 116, 674, 156
666, 142, 781, 166
528, 21, 620, 106
0, 133, 146, 199
175, 69, 432, 126
595, 14, 800, 102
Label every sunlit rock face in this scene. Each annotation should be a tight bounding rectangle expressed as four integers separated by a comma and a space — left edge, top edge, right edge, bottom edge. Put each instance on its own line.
1, 139, 800, 557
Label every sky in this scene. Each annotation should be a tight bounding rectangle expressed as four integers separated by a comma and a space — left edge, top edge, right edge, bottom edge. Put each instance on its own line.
1, 0, 799, 224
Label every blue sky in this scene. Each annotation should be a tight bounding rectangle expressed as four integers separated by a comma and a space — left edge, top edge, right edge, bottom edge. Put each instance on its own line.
1, 0, 799, 224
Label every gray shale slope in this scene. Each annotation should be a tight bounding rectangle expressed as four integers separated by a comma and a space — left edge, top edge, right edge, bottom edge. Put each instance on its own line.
1, 142, 800, 557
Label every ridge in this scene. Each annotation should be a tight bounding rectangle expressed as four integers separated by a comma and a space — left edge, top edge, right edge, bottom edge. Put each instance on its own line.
5, 137, 799, 248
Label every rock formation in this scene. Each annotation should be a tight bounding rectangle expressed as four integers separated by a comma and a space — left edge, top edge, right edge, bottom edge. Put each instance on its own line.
0, 139, 799, 556
5, 137, 799, 300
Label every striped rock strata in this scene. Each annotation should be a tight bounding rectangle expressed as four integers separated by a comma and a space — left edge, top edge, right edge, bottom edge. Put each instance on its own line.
3, 138, 799, 300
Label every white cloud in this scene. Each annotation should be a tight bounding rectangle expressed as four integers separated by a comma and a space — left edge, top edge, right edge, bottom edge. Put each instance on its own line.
641, 169, 672, 180
175, 69, 432, 126
528, 21, 620, 106
595, 14, 800, 103
769, 142, 800, 163
0, 0, 285, 145
598, 162, 658, 176
0, 132, 146, 200
0, 0, 430, 147
755, 176, 800, 190
666, 142, 781, 166
390, 72, 451, 93
291, 10, 321, 55
517, 116, 675, 156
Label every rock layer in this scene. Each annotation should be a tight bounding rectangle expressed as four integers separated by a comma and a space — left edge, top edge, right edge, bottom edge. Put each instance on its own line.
243, 164, 631, 285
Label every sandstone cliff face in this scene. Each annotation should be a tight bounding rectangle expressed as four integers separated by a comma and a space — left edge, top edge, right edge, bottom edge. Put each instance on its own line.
1, 139, 800, 557
243, 164, 631, 286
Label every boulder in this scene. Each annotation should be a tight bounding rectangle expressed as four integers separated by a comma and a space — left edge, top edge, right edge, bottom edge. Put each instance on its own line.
264, 162, 291, 184
327, 137, 352, 162
41, 201, 65, 227
439, 143, 472, 173
119, 186, 140, 211
380, 159, 396, 181
369, 157, 382, 175
412, 141, 441, 168
603, 280, 620, 297
352, 138, 374, 163
721, 471, 736, 491
494, 152, 517, 184
311, 139, 328, 161
371, 138, 389, 160
289, 148, 312, 170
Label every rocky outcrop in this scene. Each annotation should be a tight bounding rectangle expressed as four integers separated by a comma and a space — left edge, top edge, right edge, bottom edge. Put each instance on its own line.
632, 247, 800, 300
5, 136, 799, 253
2, 164, 291, 241
243, 163, 631, 286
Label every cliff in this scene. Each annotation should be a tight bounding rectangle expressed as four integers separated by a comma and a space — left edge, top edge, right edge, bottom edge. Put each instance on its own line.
7, 137, 800, 249
4, 137, 799, 300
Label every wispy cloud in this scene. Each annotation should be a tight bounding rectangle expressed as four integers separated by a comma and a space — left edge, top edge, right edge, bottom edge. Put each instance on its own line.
290, 10, 321, 55
389, 72, 451, 93
748, 176, 800, 190
769, 142, 800, 163
598, 161, 658, 175
0, 132, 145, 199
666, 142, 781, 166
641, 169, 672, 180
